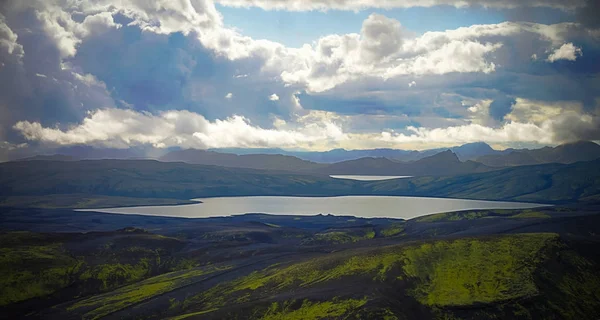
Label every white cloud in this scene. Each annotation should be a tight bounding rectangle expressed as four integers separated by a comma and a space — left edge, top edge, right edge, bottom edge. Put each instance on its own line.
0, 141, 27, 150
381, 122, 553, 145
466, 99, 495, 126
269, 93, 280, 101
214, 0, 585, 11
13, 108, 349, 150
546, 43, 583, 62
504, 98, 583, 124
408, 81, 416, 87
72, 72, 107, 89
225, 92, 233, 99
13, 101, 600, 151
381, 98, 600, 146
0, 14, 24, 58
5, 1, 589, 94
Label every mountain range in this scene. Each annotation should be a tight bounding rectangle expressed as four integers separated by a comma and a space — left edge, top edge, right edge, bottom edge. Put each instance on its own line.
2, 157, 599, 206
11, 141, 600, 178
476, 141, 600, 167
211, 141, 501, 162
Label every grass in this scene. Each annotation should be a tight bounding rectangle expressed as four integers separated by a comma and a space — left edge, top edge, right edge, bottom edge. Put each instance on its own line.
78, 260, 152, 290
0, 231, 192, 308
416, 208, 553, 222
401, 233, 558, 306
182, 233, 559, 315
510, 210, 551, 219
380, 223, 405, 237
68, 265, 230, 320
0, 233, 82, 306
303, 228, 377, 245
416, 210, 502, 222
260, 298, 368, 320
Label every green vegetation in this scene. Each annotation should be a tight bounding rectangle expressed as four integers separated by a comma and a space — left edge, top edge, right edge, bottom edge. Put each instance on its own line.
0, 237, 82, 305
2, 205, 599, 320
0, 230, 190, 307
180, 233, 561, 317
415, 208, 553, 222
380, 223, 405, 237
303, 228, 376, 245
68, 266, 229, 320
169, 308, 219, 320
510, 210, 551, 219
78, 260, 152, 290
401, 233, 557, 306
416, 211, 497, 222
260, 298, 368, 320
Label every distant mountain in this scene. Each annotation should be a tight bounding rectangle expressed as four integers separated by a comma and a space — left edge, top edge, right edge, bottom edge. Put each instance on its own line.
451, 142, 498, 161
161, 148, 494, 177
319, 150, 494, 176
50, 145, 176, 160
2, 157, 599, 204
476, 141, 600, 167
17, 154, 80, 162
211, 142, 500, 163
369, 157, 600, 204
160, 149, 325, 171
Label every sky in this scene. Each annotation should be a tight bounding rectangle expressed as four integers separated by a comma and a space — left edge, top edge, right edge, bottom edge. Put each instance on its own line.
0, 0, 599, 159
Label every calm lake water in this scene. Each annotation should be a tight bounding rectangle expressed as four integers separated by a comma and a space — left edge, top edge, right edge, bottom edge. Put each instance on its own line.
81, 196, 548, 220
330, 175, 412, 181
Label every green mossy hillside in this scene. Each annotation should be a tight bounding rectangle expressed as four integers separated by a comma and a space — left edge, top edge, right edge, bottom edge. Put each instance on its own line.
401, 233, 557, 306
0, 231, 189, 307
175, 233, 560, 318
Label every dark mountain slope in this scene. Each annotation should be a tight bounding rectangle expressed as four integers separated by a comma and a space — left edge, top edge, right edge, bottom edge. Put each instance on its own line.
2, 158, 600, 205
477, 141, 600, 167
320, 150, 494, 176
0, 160, 357, 200
369, 158, 600, 203
3, 206, 599, 320
159, 149, 325, 171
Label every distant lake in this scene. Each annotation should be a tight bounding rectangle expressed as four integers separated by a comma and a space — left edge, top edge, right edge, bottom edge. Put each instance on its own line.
82, 196, 548, 220
330, 175, 412, 181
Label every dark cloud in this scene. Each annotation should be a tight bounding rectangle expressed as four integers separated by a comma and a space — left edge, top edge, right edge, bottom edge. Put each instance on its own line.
576, 0, 600, 28
0, 9, 113, 143
489, 95, 516, 121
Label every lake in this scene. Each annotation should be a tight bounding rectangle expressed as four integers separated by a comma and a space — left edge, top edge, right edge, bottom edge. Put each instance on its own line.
81, 196, 549, 220
330, 175, 412, 181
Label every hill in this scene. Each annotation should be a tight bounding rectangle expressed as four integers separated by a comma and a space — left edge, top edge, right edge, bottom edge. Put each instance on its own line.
320, 150, 493, 176
369, 158, 600, 203
1, 204, 599, 319
0, 160, 357, 201
477, 141, 600, 167
211, 142, 499, 163
159, 149, 325, 171
1, 158, 600, 206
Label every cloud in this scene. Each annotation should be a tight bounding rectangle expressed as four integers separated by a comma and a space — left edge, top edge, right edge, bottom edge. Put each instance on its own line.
546, 43, 583, 62
214, 0, 586, 11
381, 98, 600, 146
13, 108, 349, 150
0, 14, 23, 59
504, 98, 583, 124
13, 99, 600, 151
0, 0, 598, 153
